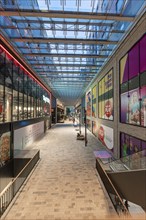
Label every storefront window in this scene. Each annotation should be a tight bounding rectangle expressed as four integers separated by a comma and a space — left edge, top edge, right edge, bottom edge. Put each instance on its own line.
0, 49, 5, 123
0, 45, 51, 122
5, 87, 12, 122
13, 63, 19, 121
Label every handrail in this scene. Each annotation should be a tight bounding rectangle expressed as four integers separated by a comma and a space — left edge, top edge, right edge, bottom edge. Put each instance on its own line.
96, 158, 129, 216
0, 155, 34, 197
0, 181, 13, 197
99, 149, 146, 166
107, 168, 146, 174
0, 150, 40, 217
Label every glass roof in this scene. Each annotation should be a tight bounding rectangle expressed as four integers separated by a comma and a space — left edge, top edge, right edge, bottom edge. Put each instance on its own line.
0, 0, 145, 105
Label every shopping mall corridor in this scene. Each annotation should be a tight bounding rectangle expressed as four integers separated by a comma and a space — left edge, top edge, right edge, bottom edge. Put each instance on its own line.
3, 120, 117, 220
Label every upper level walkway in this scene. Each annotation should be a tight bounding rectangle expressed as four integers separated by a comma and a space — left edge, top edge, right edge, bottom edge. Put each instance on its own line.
3, 120, 117, 220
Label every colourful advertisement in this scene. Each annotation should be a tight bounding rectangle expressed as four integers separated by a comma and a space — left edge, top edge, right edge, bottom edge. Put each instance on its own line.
98, 124, 113, 150
104, 70, 112, 92
128, 89, 140, 125
121, 92, 129, 123
98, 80, 102, 96
120, 54, 128, 84
0, 132, 10, 165
120, 34, 146, 127
92, 121, 97, 136
98, 69, 113, 120
129, 42, 139, 79
120, 133, 146, 157
92, 86, 96, 117
140, 34, 146, 72
86, 90, 91, 117
140, 86, 146, 126
102, 98, 113, 120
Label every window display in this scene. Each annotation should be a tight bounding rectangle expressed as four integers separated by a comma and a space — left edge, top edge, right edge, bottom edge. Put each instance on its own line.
0, 45, 51, 123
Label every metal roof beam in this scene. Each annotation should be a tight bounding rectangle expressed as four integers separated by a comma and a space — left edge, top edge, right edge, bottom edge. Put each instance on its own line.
31, 63, 98, 67
17, 46, 113, 52
45, 80, 90, 82
11, 18, 114, 27
24, 53, 108, 58
11, 37, 118, 44
0, 9, 134, 21
38, 75, 93, 78
0, 25, 125, 34
37, 71, 97, 74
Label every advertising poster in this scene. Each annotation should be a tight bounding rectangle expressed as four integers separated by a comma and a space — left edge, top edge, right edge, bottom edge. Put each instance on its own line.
86, 90, 91, 117
98, 80, 102, 96
98, 69, 113, 120
120, 54, 128, 84
120, 133, 146, 157
129, 88, 140, 125
140, 34, 146, 72
98, 101, 102, 118
104, 70, 112, 92
121, 133, 130, 157
142, 141, 146, 150
129, 42, 139, 80
92, 86, 96, 117
129, 136, 141, 154
121, 92, 129, 123
140, 86, 146, 127
92, 121, 97, 136
98, 124, 113, 150
102, 98, 113, 120
0, 132, 10, 164
101, 78, 105, 95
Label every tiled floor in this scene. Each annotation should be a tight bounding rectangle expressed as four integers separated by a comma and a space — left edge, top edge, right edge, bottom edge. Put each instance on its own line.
3, 121, 119, 219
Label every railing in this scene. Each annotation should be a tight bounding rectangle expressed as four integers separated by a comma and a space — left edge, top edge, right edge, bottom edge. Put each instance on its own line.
0, 151, 40, 217
102, 149, 146, 171
96, 159, 129, 217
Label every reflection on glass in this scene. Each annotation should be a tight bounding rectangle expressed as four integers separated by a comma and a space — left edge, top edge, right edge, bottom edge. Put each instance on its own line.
19, 92, 23, 120
13, 90, 18, 121
5, 87, 12, 122
24, 94, 27, 119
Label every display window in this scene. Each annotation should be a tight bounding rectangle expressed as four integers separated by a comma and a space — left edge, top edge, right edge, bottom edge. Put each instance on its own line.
0, 45, 51, 123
